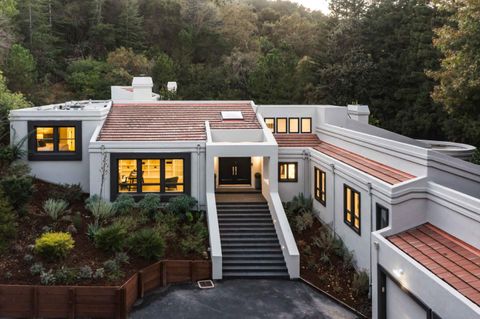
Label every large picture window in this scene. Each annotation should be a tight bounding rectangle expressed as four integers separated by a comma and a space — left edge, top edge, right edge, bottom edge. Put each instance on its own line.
28, 121, 82, 161
279, 162, 297, 182
314, 167, 326, 206
344, 184, 361, 234
112, 153, 190, 200
289, 118, 299, 133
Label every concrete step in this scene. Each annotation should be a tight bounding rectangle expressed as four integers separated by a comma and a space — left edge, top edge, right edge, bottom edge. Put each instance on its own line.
218, 216, 272, 221
223, 247, 283, 254
220, 233, 277, 239
221, 238, 278, 243
222, 271, 289, 278
217, 209, 270, 213
223, 254, 285, 260
223, 265, 287, 271
222, 259, 286, 265
221, 242, 280, 248
219, 223, 273, 228
219, 227, 275, 232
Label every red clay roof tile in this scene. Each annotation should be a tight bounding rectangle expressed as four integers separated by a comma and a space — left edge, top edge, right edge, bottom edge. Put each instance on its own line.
274, 134, 415, 185
98, 102, 261, 141
388, 223, 480, 307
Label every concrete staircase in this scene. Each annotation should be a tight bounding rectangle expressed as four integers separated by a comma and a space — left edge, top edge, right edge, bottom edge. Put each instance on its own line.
218, 201, 289, 278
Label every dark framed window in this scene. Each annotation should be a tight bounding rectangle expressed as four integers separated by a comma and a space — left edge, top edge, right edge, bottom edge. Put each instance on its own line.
344, 184, 361, 234
276, 118, 287, 133
264, 118, 275, 133
314, 167, 326, 206
301, 118, 312, 133
376, 204, 389, 230
111, 153, 191, 200
279, 162, 297, 182
28, 121, 82, 161
289, 118, 299, 133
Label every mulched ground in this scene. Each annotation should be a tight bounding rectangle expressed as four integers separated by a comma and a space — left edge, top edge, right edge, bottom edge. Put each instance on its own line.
0, 179, 208, 286
293, 218, 371, 317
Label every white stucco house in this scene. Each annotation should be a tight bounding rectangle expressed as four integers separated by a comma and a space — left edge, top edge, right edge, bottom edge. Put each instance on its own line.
9, 77, 480, 319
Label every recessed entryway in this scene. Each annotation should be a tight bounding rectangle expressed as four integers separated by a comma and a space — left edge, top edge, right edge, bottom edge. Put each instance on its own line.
218, 157, 251, 185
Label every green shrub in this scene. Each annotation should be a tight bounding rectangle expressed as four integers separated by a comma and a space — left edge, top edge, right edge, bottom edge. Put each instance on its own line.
113, 194, 137, 215
179, 220, 208, 256
293, 211, 314, 232
352, 271, 370, 297
166, 195, 197, 217
30, 262, 44, 275
94, 224, 127, 252
0, 193, 16, 252
86, 223, 100, 241
115, 252, 130, 264
93, 268, 105, 279
43, 198, 69, 221
55, 266, 77, 284
154, 211, 180, 239
85, 195, 116, 224
51, 183, 83, 204
138, 194, 162, 219
103, 259, 124, 281
284, 193, 313, 215
40, 269, 56, 285
72, 211, 83, 229
34, 232, 75, 260
113, 215, 146, 232
0, 175, 33, 213
127, 228, 165, 261
78, 265, 93, 280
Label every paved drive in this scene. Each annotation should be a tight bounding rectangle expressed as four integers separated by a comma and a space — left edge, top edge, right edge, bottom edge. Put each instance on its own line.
130, 279, 360, 319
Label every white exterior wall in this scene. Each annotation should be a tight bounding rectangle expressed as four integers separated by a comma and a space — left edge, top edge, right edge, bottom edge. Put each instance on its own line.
386, 277, 427, 319
9, 108, 109, 192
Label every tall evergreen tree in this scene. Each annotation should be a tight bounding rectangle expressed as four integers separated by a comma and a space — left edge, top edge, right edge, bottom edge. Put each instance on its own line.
116, 0, 145, 49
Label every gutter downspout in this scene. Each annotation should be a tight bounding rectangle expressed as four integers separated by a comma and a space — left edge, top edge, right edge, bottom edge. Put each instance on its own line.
303, 149, 309, 196
367, 182, 373, 298
197, 144, 201, 211
330, 163, 336, 235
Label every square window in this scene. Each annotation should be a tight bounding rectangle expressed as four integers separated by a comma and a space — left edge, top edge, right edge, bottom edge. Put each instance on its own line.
36, 127, 54, 152
279, 162, 297, 182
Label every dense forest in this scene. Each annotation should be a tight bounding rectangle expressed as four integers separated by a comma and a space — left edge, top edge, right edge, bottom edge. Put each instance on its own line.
0, 0, 479, 150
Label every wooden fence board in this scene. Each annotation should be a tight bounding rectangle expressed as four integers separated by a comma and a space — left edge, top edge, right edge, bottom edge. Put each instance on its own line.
0, 260, 211, 319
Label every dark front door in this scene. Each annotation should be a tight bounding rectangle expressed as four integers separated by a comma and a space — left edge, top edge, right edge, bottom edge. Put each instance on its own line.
219, 157, 251, 185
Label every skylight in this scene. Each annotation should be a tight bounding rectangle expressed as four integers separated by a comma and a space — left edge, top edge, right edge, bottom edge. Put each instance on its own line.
221, 111, 243, 120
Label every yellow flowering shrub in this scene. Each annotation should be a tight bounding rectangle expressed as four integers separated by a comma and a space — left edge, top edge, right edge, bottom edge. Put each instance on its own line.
34, 232, 75, 260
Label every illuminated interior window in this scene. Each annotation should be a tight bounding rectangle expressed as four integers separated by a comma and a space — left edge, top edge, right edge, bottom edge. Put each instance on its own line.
118, 159, 137, 193
344, 185, 361, 234
289, 118, 299, 133
58, 127, 76, 152
36, 127, 54, 152
165, 159, 184, 192
279, 162, 297, 182
264, 118, 275, 133
301, 118, 312, 133
314, 167, 326, 206
276, 118, 287, 133
142, 159, 160, 192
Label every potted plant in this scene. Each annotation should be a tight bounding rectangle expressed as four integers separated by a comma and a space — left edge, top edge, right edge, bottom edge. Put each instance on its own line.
254, 172, 262, 190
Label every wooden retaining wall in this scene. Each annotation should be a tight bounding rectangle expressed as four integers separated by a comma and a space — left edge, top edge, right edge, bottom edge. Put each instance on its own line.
0, 260, 211, 319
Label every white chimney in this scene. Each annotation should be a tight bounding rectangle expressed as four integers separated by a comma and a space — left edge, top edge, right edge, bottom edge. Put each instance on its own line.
347, 104, 370, 124
132, 77, 153, 101
167, 81, 177, 93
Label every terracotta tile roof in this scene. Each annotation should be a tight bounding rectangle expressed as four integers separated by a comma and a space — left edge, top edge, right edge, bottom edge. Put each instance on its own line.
389, 223, 480, 307
274, 134, 321, 147
313, 141, 415, 185
274, 134, 415, 185
98, 102, 261, 141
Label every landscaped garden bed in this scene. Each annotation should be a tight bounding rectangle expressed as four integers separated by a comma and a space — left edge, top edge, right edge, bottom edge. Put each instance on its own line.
284, 194, 371, 318
0, 147, 209, 287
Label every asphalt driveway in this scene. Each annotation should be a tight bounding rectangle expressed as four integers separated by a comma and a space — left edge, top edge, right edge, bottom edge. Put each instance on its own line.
130, 279, 360, 319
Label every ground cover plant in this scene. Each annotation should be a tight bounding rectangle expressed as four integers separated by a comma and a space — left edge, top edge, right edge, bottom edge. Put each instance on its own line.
284, 194, 371, 317
0, 155, 209, 286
